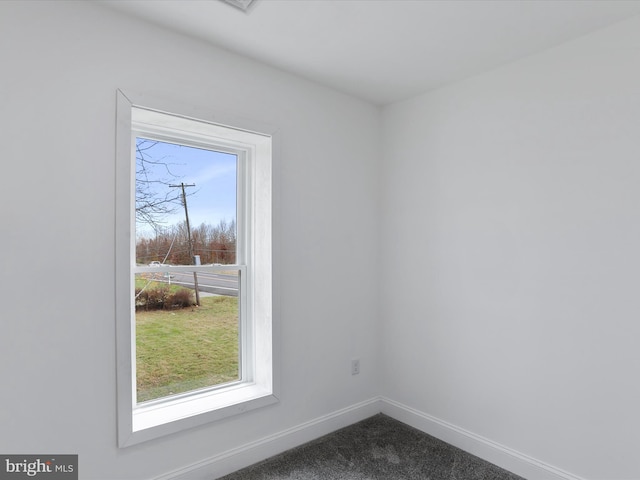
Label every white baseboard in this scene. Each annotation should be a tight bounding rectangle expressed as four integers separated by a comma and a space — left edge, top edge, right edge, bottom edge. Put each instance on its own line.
153, 397, 382, 480
154, 396, 585, 480
379, 397, 586, 480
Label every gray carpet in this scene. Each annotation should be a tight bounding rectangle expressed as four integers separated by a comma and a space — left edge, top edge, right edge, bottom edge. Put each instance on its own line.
218, 414, 525, 479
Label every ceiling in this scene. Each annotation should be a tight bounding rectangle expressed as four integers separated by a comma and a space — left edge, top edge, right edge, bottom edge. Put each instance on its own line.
99, 0, 640, 105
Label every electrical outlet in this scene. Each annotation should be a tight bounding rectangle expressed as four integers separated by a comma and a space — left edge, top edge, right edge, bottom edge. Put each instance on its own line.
351, 359, 360, 375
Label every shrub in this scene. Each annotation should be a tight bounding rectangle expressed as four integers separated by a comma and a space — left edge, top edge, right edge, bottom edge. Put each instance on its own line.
135, 286, 194, 311
169, 288, 195, 309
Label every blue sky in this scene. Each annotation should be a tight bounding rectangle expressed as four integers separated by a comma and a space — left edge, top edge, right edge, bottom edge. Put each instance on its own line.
136, 138, 237, 237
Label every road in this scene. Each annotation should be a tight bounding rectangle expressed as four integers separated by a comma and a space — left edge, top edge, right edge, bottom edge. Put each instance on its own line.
151, 271, 239, 297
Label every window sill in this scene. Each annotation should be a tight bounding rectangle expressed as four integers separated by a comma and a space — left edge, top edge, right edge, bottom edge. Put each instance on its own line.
121, 384, 277, 447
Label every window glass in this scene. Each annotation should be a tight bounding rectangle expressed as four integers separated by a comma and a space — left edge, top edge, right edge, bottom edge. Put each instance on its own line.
135, 139, 237, 266
134, 139, 241, 404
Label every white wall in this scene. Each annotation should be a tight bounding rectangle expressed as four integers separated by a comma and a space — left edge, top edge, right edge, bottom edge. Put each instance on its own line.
381, 15, 640, 480
0, 2, 380, 479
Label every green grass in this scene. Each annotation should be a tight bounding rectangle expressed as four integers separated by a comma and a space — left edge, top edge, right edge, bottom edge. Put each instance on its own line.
135, 274, 184, 293
135, 295, 239, 403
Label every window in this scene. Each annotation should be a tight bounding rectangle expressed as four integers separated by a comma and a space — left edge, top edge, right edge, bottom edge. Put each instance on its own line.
116, 91, 276, 447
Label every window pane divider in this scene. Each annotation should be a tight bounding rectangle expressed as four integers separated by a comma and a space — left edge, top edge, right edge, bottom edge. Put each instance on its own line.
134, 264, 244, 274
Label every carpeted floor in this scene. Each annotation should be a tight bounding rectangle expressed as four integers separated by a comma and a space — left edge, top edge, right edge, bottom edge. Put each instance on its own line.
218, 414, 525, 479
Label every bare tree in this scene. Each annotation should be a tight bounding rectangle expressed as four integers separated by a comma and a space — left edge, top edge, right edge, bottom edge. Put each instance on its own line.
136, 219, 237, 265
135, 139, 185, 228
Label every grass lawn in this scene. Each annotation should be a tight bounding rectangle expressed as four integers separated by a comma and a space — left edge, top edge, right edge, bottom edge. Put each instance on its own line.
136, 294, 239, 403
135, 275, 184, 294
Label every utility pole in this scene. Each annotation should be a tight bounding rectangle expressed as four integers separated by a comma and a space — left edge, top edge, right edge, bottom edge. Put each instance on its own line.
169, 182, 200, 306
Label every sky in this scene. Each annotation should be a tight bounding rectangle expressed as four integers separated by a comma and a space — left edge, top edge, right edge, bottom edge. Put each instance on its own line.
136, 138, 237, 238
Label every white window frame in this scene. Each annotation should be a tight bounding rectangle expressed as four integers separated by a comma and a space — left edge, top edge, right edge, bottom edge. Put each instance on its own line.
115, 90, 277, 447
